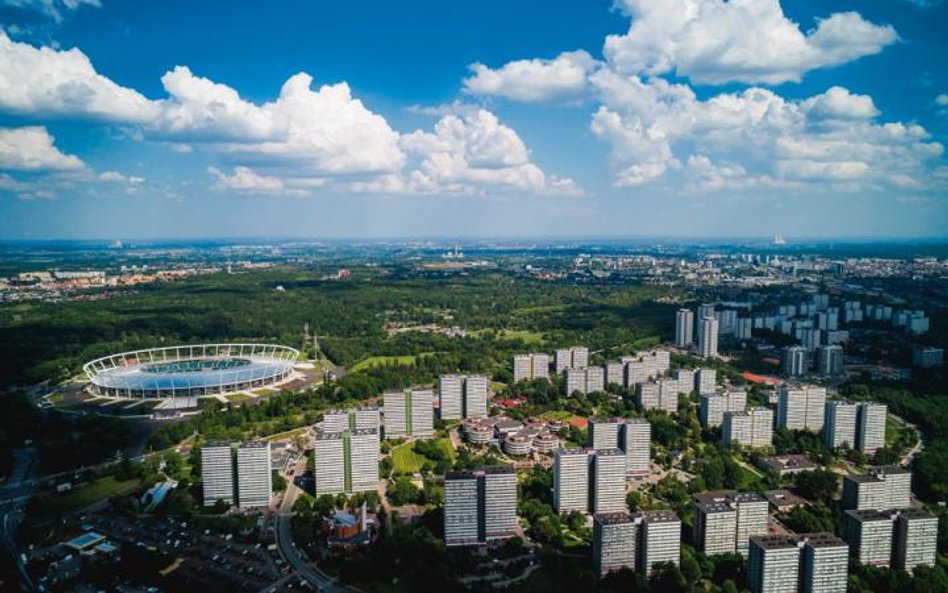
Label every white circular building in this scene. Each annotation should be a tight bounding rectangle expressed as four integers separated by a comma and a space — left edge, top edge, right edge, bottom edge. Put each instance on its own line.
83, 343, 298, 398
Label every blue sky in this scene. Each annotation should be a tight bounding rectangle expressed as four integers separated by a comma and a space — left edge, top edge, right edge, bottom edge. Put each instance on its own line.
0, 0, 945, 240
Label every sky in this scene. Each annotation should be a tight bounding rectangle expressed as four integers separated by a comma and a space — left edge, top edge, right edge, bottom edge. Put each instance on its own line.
0, 0, 946, 240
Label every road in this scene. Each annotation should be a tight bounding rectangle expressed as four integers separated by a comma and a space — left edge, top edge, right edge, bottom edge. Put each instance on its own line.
273, 456, 342, 593
0, 448, 39, 592
900, 417, 925, 466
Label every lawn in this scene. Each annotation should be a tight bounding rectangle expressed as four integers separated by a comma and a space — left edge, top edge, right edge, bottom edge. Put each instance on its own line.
496, 329, 544, 344
539, 410, 576, 422
391, 438, 456, 474
349, 353, 432, 373
46, 476, 140, 515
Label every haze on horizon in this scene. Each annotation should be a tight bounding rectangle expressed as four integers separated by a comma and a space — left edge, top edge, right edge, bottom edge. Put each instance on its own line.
0, 0, 946, 240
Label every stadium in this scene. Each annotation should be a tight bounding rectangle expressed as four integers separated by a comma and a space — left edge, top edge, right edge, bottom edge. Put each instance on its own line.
83, 343, 299, 398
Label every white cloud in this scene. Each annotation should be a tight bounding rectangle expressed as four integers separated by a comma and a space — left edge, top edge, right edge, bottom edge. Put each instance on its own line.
0, 31, 158, 122
98, 171, 144, 184
0, 37, 578, 198
208, 166, 285, 194
605, 0, 897, 85
150, 67, 280, 142
398, 109, 580, 195
462, 50, 599, 102
588, 70, 944, 192
936, 94, 948, 106
802, 86, 879, 121
0, 126, 84, 171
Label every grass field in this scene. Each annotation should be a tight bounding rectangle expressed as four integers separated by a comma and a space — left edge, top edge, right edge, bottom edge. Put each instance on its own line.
46, 476, 139, 515
391, 438, 456, 474
539, 410, 576, 422
496, 329, 544, 344
349, 353, 432, 373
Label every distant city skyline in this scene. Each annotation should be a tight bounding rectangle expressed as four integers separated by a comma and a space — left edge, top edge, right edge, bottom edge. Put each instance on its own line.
0, 0, 946, 239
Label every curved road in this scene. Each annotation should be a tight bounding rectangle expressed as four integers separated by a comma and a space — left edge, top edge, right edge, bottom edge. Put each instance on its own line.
274, 456, 342, 593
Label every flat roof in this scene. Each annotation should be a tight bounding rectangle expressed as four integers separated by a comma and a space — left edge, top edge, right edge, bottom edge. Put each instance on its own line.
66, 532, 106, 551
595, 512, 634, 525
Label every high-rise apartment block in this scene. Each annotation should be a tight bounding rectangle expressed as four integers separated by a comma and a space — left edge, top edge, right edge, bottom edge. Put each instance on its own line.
513, 353, 550, 382
844, 509, 894, 567
201, 441, 236, 507
857, 403, 886, 455
594, 512, 637, 577
439, 375, 488, 420
800, 533, 849, 593
867, 466, 912, 509
696, 367, 717, 395
236, 441, 272, 508
697, 304, 715, 345
842, 467, 913, 511
593, 449, 628, 514
893, 509, 938, 574
699, 389, 747, 427
777, 386, 826, 431
675, 309, 694, 347
699, 316, 719, 358
637, 382, 678, 414
623, 419, 651, 477
554, 448, 627, 514
782, 346, 809, 378
843, 508, 937, 574
565, 366, 605, 395
823, 401, 886, 454
321, 407, 380, 433
694, 491, 768, 556
554, 448, 592, 513
823, 402, 857, 449
588, 418, 651, 478
748, 534, 848, 593
313, 428, 380, 496
637, 510, 681, 576
555, 347, 589, 373
722, 407, 773, 448
444, 466, 518, 546
202, 440, 273, 508
815, 345, 844, 376
383, 388, 434, 438
593, 510, 682, 578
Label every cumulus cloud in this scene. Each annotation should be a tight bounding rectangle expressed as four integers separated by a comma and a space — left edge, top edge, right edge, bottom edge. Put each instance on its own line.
0, 31, 159, 122
936, 94, 948, 106
0, 126, 84, 171
588, 69, 943, 191
398, 109, 580, 195
605, 0, 898, 85
462, 50, 599, 102
208, 166, 289, 195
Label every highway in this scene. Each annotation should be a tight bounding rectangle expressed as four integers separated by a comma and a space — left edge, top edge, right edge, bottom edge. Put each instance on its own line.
273, 456, 342, 593
0, 448, 39, 592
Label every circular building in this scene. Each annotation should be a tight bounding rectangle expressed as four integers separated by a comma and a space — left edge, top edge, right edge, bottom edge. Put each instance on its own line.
503, 433, 533, 457
462, 419, 495, 446
533, 431, 560, 454
84, 343, 299, 398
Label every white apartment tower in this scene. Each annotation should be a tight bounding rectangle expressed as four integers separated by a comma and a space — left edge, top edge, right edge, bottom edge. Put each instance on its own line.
594, 512, 638, 576
444, 466, 518, 546
554, 448, 591, 513
675, 308, 694, 347
637, 510, 681, 576
699, 316, 719, 358
777, 386, 826, 431
383, 388, 434, 438
623, 419, 651, 477
857, 403, 886, 455
513, 353, 550, 382
236, 441, 272, 508
201, 441, 235, 507
439, 375, 488, 420
592, 449, 628, 514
